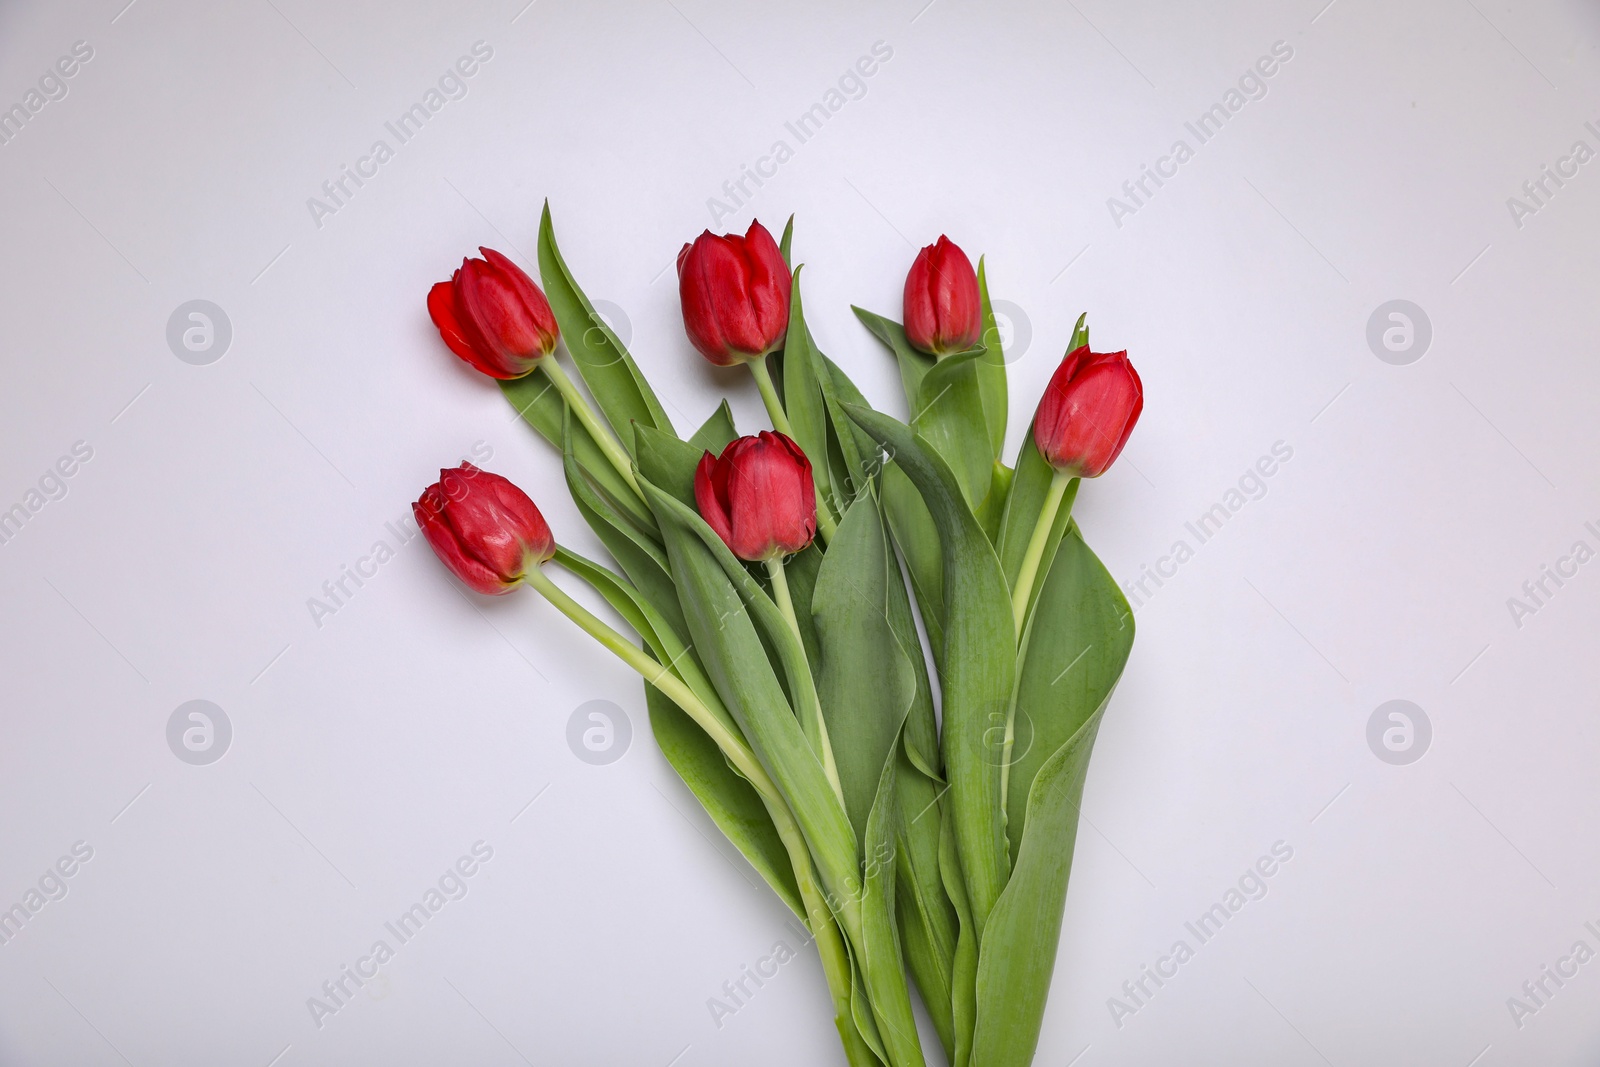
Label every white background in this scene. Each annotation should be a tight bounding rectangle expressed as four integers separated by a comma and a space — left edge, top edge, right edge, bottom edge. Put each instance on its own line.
1, 0, 1598, 1063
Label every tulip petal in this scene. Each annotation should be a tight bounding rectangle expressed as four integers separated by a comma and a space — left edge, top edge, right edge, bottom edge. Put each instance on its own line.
904, 236, 980, 356
457, 256, 547, 378
414, 487, 508, 595
1033, 347, 1142, 477
427, 279, 493, 371
677, 223, 793, 366
694, 451, 736, 548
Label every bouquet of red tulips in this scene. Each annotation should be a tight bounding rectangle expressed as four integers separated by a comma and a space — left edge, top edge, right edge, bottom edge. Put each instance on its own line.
414, 205, 1142, 1067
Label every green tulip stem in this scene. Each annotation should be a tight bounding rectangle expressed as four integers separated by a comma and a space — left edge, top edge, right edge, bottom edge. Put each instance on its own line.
748, 353, 795, 435
525, 564, 871, 1064
539, 357, 641, 498
765, 556, 846, 807
1010, 469, 1079, 641
749, 355, 838, 544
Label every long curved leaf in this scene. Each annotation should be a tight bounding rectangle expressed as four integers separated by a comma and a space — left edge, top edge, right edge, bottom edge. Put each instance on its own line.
971, 527, 1134, 1066
688, 400, 739, 454
782, 267, 837, 524
974, 258, 1007, 460
538, 202, 674, 444
812, 495, 914, 848
637, 474, 863, 937
859, 729, 925, 1067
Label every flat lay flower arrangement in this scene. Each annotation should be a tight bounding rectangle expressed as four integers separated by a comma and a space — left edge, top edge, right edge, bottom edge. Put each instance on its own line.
414, 206, 1142, 1067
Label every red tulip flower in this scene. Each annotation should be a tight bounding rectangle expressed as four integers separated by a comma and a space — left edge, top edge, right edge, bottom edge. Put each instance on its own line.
428, 248, 559, 379
676, 221, 791, 367
903, 235, 980, 358
414, 463, 555, 595
694, 432, 817, 561
1033, 347, 1143, 478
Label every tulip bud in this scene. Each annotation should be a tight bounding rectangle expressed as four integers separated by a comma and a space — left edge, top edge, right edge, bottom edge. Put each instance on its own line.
676, 221, 791, 367
1033, 347, 1143, 478
693, 432, 817, 561
414, 463, 554, 594
427, 247, 559, 380
903, 235, 981, 358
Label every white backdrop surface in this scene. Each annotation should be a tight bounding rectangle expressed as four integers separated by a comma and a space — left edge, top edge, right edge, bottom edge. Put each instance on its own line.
1, 0, 1598, 1064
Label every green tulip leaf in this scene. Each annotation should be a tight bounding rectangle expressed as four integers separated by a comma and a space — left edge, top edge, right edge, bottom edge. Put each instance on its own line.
538, 202, 674, 445
976, 460, 1014, 545
779, 214, 795, 265
811, 495, 915, 848
974, 258, 1008, 461
842, 406, 1015, 940
970, 526, 1133, 1066
783, 541, 824, 670
854, 306, 990, 508
821, 354, 945, 657
688, 399, 739, 455
850, 954, 887, 1062
637, 474, 863, 935
880, 464, 945, 662
634, 423, 707, 510
893, 750, 956, 1060
818, 355, 881, 511
852, 305, 934, 408
858, 730, 927, 1067
940, 812, 979, 1067
873, 482, 956, 1055
781, 267, 837, 528
911, 347, 993, 507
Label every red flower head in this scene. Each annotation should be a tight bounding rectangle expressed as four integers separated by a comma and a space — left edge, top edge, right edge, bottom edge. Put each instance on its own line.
1033, 347, 1143, 478
693, 432, 817, 561
427, 247, 559, 380
676, 221, 791, 367
903, 235, 980, 358
413, 463, 554, 595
